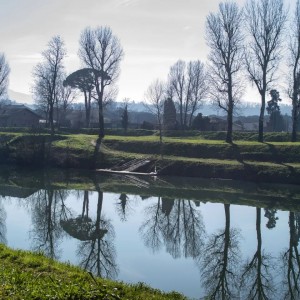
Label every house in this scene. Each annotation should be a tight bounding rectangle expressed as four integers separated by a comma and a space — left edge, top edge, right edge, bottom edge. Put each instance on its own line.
0, 185, 38, 198
0, 105, 41, 127
209, 117, 227, 131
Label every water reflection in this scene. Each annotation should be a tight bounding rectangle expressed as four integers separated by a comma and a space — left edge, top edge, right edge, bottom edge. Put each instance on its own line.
76, 187, 118, 278
281, 212, 300, 299
200, 204, 241, 299
0, 198, 6, 244
140, 198, 205, 259
29, 190, 71, 259
1, 169, 300, 298
59, 187, 118, 279
240, 208, 275, 299
115, 193, 133, 222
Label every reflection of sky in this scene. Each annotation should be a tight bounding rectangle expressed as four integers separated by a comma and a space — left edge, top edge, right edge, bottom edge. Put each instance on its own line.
1, 191, 293, 299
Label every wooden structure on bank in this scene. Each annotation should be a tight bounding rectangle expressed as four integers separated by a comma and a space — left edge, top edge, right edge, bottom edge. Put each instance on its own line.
96, 158, 158, 176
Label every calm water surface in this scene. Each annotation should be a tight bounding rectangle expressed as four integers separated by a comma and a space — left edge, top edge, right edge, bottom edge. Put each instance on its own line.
0, 170, 299, 299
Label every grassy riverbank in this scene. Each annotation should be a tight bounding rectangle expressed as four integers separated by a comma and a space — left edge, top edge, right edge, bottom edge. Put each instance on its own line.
0, 131, 300, 183
0, 244, 186, 300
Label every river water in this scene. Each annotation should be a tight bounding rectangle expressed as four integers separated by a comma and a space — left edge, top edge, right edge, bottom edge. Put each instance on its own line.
0, 167, 300, 299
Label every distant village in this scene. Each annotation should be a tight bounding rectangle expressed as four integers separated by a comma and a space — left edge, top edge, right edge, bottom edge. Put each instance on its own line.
0, 96, 293, 133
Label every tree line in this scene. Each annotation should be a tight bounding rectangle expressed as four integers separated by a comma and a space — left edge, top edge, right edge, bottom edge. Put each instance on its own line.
0, 0, 300, 143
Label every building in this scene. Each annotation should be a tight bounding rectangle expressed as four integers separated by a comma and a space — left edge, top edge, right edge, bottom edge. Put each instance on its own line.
0, 105, 41, 127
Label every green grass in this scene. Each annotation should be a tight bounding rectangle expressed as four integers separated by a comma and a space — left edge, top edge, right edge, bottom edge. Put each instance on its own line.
1, 132, 300, 183
0, 244, 186, 300
52, 134, 96, 152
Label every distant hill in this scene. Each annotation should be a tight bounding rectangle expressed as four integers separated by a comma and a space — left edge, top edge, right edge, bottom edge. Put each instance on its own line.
122, 100, 293, 117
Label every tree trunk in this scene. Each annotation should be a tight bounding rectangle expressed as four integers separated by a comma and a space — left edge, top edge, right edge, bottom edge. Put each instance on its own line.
84, 90, 91, 128
292, 98, 298, 142
258, 93, 266, 142
49, 103, 55, 136
226, 110, 233, 143
98, 102, 104, 139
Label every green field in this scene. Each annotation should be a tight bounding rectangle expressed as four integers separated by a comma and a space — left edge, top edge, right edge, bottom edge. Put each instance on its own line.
0, 131, 299, 183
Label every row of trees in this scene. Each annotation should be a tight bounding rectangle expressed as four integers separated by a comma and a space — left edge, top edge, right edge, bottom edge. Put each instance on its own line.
207, 0, 300, 142
1, 0, 300, 143
32, 26, 123, 143
146, 0, 300, 143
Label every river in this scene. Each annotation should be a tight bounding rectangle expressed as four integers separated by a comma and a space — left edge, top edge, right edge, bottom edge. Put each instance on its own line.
0, 166, 300, 299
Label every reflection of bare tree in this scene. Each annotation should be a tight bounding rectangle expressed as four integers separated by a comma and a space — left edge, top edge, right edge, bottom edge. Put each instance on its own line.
0, 199, 7, 244
240, 208, 275, 299
140, 197, 164, 252
281, 212, 300, 299
115, 193, 132, 222
82, 190, 89, 218
76, 189, 118, 279
140, 198, 205, 259
30, 189, 70, 259
200, 204, 240, 299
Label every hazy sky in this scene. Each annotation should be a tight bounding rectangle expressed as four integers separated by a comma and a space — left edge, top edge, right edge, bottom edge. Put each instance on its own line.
0, 0, 295, 103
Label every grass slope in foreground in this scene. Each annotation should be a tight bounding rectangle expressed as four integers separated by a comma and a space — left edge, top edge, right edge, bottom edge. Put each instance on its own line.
0, 244, 186, 300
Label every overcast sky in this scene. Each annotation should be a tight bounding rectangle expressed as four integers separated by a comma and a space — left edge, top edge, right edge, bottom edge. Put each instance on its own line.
0, 0, 295, 104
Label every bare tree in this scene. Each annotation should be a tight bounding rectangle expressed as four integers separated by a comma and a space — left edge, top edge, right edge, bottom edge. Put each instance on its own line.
168, 60, 186, 130
245, 0, 287, 142
206, 1, 244, 143
288, 0, 300, 142
0, 53, 10, 99
168, 60, 207, 129
57, 84, 77, 127
79, 26, 124, 141
187, 61, 208, 127
145, 79, 165, 143
33, 36, 66, 136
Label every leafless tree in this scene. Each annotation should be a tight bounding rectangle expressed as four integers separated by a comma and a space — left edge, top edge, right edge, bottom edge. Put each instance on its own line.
168, 60, 186, 130
57, 84, 77, 127
145, 79, 165, 143
0, 53, 10, 99
206, 1, 244, 143
288, 0, 300, 142
168, 60, 207, 130
79, 26, 124, 141
33, 36, 66, 136
244, 0, 287, 142
187, 61, 208, 127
